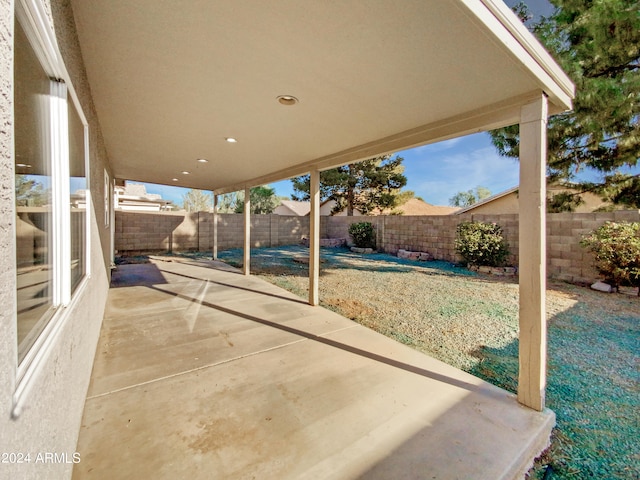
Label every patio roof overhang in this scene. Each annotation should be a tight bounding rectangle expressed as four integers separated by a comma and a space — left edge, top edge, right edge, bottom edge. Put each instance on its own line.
70, 0, 574, 193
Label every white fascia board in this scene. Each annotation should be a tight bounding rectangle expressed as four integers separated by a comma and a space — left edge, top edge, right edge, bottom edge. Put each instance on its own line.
460, 0, 574, 111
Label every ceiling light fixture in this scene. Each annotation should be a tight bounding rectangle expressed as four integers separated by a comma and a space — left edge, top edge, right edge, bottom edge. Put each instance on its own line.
276, 95, 299, 106
181, 171, 190, 175
172, 178, 179, 182
197, 158, 208, 163
16, 163, 32, 168
225, 137, 237, 143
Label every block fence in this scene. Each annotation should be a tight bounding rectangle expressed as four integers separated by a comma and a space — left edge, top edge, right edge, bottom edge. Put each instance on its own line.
115, 209, 640, 284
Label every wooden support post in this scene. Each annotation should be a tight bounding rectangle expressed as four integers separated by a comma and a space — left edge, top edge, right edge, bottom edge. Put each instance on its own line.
243, 186, 250, 276
518, 93, 548, 411
212, 193, 218, 260
309, 169, 320, 306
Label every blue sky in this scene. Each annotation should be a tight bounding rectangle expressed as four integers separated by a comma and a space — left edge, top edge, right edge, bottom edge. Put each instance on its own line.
272, 133, 521, 205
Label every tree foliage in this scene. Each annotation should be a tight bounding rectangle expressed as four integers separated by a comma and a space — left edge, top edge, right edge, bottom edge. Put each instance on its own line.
455, 221, 510, 267
291, 155, 407, 215
217, 191, 243, 213
15, 175, 50, 207
182, 189, 213, 212
580, 221, 640, 292
233, 185, 279, 214
449, 186, 492, 207
348, 222, 376, 248
490, 0, 640, 209
217, 186, 279, 214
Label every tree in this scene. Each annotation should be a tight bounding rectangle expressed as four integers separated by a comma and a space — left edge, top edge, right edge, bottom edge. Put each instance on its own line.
490, 1, 640, 209
181, 189, 213, 212
15, 175, 50, 207
291, 155, 407, 215
233, 185, 279, 214
217, 191, 243, 213
449, 186, 492, 207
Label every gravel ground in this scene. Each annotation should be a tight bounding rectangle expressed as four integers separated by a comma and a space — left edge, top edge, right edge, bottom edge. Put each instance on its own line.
187, 246, 639, 478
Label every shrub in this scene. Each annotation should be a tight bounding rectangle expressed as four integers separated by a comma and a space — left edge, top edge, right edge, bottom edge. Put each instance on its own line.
348, 222, 376, 249
580, 221, 640, 292
455, 221, 509, 267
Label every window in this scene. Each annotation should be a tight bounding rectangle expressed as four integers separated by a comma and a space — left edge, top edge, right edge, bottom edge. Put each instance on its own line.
69, 96, 87, 294
14, 2, 89, 368
14, 18, 55, 362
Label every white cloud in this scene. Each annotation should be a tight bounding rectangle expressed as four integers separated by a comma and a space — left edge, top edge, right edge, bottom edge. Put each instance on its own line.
406, 146, 520, 205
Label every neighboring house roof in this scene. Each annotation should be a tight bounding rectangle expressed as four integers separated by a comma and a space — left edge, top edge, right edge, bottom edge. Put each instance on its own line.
455, 187, 519, 215
455, 183, 614, 214
275, 200, 311, 216
388, 198, 459, 216
318, 199, 363, 216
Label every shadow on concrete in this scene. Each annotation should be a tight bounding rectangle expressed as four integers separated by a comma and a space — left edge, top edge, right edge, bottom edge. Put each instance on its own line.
155, 266, 310, 306
110, 263, 169, 288
147, 282, 483, 394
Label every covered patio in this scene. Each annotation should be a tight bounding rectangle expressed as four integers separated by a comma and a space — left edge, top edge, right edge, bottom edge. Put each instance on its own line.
74, 257, 554, 479
65, 0, 576, 477
70, 0, 574, 415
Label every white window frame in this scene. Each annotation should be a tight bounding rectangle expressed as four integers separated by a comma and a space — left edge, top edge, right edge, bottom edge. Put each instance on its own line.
13, 0, 91, 417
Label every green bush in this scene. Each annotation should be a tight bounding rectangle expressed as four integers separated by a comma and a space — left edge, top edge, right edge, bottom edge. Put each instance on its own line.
455, 221, 509, 267
580, 221, 640, 292
348, 222, 376, 249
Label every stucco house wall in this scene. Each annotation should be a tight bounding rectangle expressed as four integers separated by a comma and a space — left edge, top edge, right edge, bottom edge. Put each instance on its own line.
0, 1, 113, 478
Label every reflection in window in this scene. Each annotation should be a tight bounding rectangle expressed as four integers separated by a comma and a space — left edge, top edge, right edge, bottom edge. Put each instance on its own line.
14, 19, 54, 362
69, 97, 86, 293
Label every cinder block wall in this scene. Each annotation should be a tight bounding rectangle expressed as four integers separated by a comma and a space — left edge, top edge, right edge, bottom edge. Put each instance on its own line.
115, 210, 640, 284
115, 211, 310, 253
546, 210, 640, 283
321, 211, 640, 284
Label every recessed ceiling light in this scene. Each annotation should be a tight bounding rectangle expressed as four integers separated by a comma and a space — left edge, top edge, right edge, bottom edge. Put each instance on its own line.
197, 158, 208, 163
172, 178, 179, 181
225, 137, 237, 143
16, 163, 31, 168
181, 171, 190, 175
276, 95, 299, 106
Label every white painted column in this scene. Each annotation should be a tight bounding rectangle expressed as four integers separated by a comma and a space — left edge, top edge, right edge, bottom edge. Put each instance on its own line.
243, 186, 251, 276
212, 193, 218, 260
518, 93, 548, 411
309, 169, 320, 306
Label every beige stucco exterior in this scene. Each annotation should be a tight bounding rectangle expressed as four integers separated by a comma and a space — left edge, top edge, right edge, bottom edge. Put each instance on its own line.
1, 1, 112, 478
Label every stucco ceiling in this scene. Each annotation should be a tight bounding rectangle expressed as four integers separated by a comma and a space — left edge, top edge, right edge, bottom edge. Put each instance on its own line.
70, 0, 573, 193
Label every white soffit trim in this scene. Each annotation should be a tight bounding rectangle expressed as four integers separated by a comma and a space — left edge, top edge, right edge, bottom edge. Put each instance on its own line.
460, 0, 575, 111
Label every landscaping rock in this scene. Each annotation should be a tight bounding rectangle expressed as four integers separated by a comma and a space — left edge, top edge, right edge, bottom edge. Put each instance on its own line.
351, 247, 374, 254
591, 281, 613, 293
468, 265, 517, 276
301, 237, 346, 248
398, 249, 433, 261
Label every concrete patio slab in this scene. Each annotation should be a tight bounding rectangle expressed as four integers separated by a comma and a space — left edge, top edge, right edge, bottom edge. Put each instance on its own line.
73, 257, 553, 479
